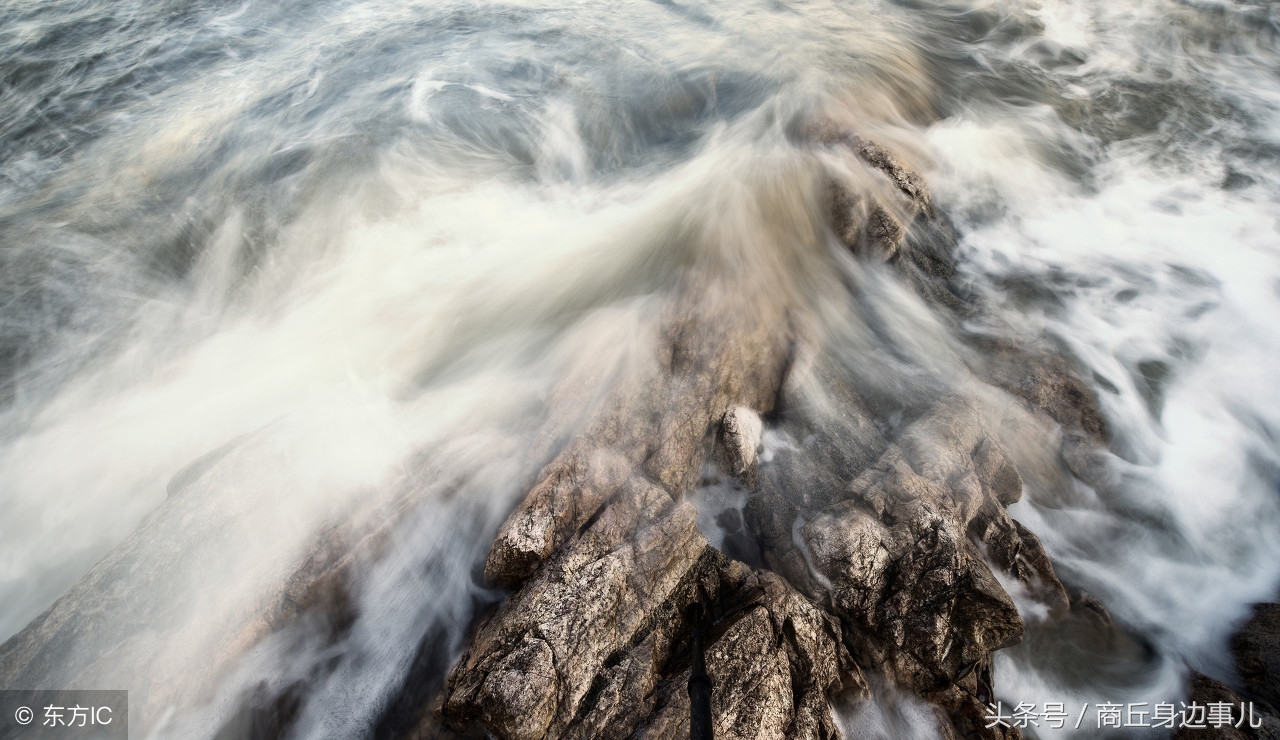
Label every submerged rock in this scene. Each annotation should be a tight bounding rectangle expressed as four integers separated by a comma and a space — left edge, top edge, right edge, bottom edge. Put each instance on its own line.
808, 120, 965, 314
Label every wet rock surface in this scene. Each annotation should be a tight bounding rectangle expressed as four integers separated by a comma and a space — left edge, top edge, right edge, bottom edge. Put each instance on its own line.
436, 129, 1108, 740
444, 395, 1072, 739
445, 473, 866, 740
743, 401, 1066, 739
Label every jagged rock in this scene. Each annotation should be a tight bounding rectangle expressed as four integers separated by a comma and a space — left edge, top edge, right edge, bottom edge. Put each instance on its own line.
563, 629, 671, 740
805, 122, 934, 218
745, 401, 1065, 737
925, 658, 1021, 740
808, 123, 1110, 475
806, 121, 964, 317
823, 180, 865, 254
484, 447, 634, 587
852, 139, 934, 215
808, 462, 1016, 672
372, 133, 1095, 740
803, 487, 1023, 689
813, 132, 935, 264
1231, 603, 1280, 710
633, 570, 864, 740
865, 203, 907, 261
0, 126, 1098, 740
446, 475, 863, 740
448, 477, 697, 739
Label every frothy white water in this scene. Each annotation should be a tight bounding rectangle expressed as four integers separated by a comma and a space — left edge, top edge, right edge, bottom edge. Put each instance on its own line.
840, 685, 948, 740
0, 0, 1278, 735
0, 168, 670, 641
917, 0, 1280, 723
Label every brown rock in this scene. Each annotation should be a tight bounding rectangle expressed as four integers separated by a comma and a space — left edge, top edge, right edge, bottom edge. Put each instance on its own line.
974, 336, 1110, 447
746, 401, 1066, 737
629, 570, 864, 740
448, 471, 862, 740
484, 447, 633, 586
446, 478, 699, 739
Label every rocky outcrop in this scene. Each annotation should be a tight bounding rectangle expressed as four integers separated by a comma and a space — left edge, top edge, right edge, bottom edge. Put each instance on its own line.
0, 125, 1119, 740
630, 569, 862, 740
808, 120, 968, 315
744, 401, 1067, 739
811, 117, 1109, 461
445, 475, 863, 740
444, 389, 1072, 739
448, 480, 702, 740
437, 127, 1110, 740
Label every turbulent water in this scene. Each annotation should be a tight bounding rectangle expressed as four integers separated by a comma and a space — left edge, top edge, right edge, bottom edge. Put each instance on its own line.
1, 0, 1278, 736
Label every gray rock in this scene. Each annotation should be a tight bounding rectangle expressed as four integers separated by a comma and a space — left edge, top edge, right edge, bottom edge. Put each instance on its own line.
803, 405, 1067, 683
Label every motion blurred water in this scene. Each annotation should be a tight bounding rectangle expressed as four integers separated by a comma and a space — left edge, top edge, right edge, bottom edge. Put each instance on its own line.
0, 0, 1277, 736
